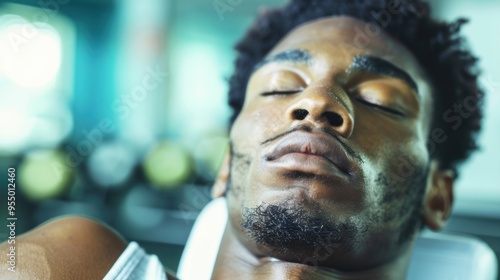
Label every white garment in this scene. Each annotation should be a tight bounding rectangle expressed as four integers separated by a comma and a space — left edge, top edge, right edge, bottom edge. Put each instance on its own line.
103, 198, 227, 280
103, 241, 166, 280
176, 198, 227, 279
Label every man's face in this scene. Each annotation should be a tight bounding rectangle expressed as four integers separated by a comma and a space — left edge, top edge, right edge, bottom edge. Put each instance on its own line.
226, 16, 434, 270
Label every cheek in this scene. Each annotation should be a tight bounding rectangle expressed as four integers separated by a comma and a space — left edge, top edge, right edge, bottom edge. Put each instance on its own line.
231, 104, 284, 150
353, 109, 428, 162
247, 102, 284, 131
360, 139, 429, 193
361, 139, 429, 218
352, 116, 430, 212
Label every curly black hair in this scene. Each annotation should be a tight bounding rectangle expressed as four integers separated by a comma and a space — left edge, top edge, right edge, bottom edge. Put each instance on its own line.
227, 0, 483, 174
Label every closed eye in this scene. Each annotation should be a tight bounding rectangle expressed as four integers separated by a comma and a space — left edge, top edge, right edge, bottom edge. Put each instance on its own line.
260, 90, 302, 97
356, 98, 405, 116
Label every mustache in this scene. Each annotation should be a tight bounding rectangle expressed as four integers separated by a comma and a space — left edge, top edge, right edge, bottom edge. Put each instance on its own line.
260, 124, 363, 163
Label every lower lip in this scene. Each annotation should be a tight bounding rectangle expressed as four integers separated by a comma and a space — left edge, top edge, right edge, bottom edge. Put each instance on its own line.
265, 153, 347, 178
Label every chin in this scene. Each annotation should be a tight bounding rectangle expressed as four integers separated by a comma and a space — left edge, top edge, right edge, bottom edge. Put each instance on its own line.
240, 197, 358, 260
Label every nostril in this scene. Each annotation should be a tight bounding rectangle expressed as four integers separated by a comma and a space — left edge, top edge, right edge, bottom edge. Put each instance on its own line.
325, 112, 343, 126
292, 109, 308, 120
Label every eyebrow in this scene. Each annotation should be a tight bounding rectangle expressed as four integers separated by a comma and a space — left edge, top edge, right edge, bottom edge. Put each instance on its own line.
349, 55, 419, 94
252, 49, 312, 72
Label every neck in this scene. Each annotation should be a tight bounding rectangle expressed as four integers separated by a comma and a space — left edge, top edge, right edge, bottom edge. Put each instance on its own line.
211, 224, 413, 280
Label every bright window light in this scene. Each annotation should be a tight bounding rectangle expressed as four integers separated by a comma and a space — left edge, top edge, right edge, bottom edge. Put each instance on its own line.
0, 9, 74, 153
0, 107, 34, 153
0, 16, 62, 90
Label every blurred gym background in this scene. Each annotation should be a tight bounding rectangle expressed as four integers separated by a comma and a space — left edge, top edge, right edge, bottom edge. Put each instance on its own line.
0, 0, 498, 275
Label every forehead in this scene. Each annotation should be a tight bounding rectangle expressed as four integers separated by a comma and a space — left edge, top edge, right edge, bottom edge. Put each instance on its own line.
267, 16, 430, 90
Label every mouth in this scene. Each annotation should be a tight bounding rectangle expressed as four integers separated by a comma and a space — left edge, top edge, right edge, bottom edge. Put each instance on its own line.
264, 131, 356, 177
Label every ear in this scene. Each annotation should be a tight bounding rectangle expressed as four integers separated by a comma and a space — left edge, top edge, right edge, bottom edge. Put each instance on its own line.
211, 152, 230, 198
422, 160, 455, 230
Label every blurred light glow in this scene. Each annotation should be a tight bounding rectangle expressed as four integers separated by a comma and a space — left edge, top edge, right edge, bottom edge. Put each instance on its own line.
121, 186, 163, 228
143, 141, 192, 189
169, 42, 230, 143
0, 19, 62, 89
0, 13, 73, 153
194, 135, 228, 179
88, 142, 137, 188
0, 107, 34, 154
29, 99, 73, 147
19, 149, 75, 201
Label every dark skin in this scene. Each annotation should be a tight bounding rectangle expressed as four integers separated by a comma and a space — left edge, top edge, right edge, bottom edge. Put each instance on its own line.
0, 16, 453, 280
0, 217, 127, 280
211, 16, 455, 279
0, 216, 179, 279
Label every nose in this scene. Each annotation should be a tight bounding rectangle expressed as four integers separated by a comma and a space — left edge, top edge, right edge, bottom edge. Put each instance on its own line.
286, 86, 354, 138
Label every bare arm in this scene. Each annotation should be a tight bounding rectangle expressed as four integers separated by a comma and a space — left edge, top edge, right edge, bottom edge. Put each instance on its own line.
0, 216, 127, 280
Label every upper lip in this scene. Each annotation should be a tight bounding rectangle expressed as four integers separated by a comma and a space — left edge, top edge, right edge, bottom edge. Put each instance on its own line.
264, 130, 357, 175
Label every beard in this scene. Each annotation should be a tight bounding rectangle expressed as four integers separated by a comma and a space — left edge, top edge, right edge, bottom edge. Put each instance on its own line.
241, 198, 358, 257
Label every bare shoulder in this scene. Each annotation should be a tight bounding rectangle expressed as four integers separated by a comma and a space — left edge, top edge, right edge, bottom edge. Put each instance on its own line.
0, 216, 127, 280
